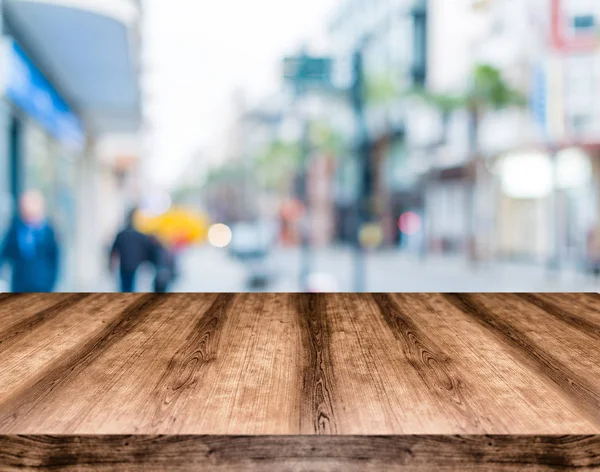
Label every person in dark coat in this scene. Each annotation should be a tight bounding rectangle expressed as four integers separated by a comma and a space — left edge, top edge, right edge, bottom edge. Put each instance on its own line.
150, 236, 177, 293
110, 209, 154, 292
0, 190, 59, 293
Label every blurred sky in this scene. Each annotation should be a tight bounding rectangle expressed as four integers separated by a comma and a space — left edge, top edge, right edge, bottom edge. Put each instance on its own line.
141, 0, 339, 187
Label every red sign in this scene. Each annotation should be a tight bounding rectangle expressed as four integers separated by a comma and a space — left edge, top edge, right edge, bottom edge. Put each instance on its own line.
551, 0, 598, 52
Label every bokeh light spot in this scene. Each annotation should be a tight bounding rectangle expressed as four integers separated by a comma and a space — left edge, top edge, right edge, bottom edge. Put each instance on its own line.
399, 212, 422, 236
359, 223, 384, 249
208, 223, 233, 248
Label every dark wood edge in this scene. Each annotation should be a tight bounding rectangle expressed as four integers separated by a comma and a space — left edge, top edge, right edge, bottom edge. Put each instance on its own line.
1, 435, 599, 471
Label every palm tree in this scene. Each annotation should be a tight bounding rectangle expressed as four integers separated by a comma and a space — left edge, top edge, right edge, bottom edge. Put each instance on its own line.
254, 121, 349, 193
410, 63, 527, 261
411, 64, 526, 146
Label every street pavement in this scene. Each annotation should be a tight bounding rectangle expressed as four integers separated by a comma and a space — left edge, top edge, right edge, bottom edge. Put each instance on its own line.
169, 245, 600, 293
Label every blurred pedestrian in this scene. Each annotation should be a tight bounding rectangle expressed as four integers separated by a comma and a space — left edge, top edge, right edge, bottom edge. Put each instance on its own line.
0, 190, 59, 292
150, 236, 177, 293
587, 228, 600, 279
110, 208, 154, 292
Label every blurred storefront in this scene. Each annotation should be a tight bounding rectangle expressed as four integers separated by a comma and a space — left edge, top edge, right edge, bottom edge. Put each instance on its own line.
495, 147, 594, 266
380, 131, 424, 249
23, 124, 81, 289
424, 165, 474, 254
0, 0, 141, 290
0, 38, 84, 289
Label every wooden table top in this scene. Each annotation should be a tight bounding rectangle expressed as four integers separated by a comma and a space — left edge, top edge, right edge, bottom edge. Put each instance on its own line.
1, 293, 600, 470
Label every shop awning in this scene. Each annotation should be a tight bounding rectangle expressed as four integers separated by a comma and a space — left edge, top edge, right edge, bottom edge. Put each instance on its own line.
426, 162, 475, 181
3, 0, 141, 135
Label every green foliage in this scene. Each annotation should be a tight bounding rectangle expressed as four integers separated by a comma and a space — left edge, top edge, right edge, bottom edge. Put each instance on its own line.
254, 139, 302, 191
366, 73, 400, 105
467, 64, 527, 111
199, 121, 349, 196
254, 121, 350, 191
310, 121, 348, 158
406, 87, 465, 114
408, 64, 527, 115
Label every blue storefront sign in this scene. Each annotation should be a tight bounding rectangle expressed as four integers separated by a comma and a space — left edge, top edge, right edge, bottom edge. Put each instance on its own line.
6, 40, 85, 150
530, 63, 549, 141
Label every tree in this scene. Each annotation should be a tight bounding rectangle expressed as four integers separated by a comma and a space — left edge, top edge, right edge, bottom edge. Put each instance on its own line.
410, 63, 527, 261
410, 64, 526, 145
253, 120, 350, 193
366, 72, 401, 106
254, 139, 302, 193
310, 120, 349, 159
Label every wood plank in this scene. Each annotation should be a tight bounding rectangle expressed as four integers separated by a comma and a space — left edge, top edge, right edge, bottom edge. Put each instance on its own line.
0, 294, 144, 405
2, 294, 221, 434
516, 293, 600, 342
1, 293, 599, 434
324, 293, 472, 434
295, 294, 338, 434
174, 293, 302, 434
443, 293, 600, 427
1, 435, 599, 471
387, 293, 598, 433
0, 294, 164, 432
0, 294, 86, 350
0, 293, 599, 470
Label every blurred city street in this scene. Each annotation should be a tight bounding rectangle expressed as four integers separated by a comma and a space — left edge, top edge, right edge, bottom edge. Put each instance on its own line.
147, 245, 599, 293
2, 0, 600, 294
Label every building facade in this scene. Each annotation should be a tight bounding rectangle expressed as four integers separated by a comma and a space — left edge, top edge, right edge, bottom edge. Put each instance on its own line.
321, 0, 600, 266
412, 0, 600, 266
0, 0, 142, 290
327, 0, 427, 247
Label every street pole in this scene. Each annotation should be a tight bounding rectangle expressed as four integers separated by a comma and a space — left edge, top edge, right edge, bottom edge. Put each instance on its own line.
299, 117, 311, 290
351, 49, 373, 293
293, 79, 312, 291
548, 145, 561, 275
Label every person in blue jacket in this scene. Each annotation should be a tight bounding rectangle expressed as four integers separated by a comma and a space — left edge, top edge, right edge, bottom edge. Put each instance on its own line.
0, 190, 59, 293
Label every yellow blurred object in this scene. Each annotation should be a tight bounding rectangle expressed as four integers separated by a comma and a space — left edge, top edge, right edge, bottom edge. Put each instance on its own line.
135, 208, 210, 248
359, 223, 384, 249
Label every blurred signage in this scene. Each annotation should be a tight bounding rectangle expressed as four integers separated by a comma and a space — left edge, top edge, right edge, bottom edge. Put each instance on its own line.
283, 55, 333, 89
551, 0, 599, 52
4, 40, 85, 150
530, 64, 548, 139
531, 58, 568, 144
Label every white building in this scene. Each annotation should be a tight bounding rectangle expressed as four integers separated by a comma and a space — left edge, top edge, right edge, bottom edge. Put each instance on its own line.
419, 0, 600, 265
421, 0, 546, 258
322, 0, 600, 263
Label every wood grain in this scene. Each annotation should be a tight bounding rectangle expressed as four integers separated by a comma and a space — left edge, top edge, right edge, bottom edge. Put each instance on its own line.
1, 435, 599, 471
1, 293, 600, 470
295, 293, 337, 434
444, 293, 600, 426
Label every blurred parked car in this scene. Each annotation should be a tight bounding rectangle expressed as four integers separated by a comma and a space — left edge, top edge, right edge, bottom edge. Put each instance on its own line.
229, 221, 278, 289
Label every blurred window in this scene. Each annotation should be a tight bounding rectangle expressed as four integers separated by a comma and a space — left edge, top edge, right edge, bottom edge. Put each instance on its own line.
571, 114, 593, 134
24, 122, 54, 208
573, 14, 596, 32
563, 54, 599, 136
